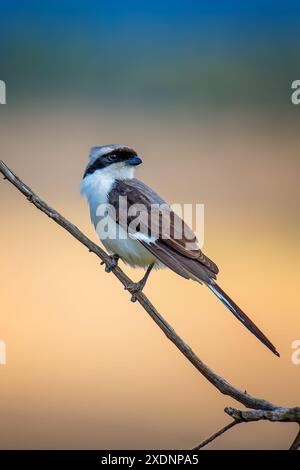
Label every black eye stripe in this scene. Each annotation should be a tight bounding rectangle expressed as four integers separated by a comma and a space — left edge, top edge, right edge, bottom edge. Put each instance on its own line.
106, 149, 137, 160
83, 149, 137, 178
83, 158, 106, 177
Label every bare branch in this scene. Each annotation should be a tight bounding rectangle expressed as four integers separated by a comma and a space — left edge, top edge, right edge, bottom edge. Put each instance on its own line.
290, 426, 300, 451
1, 159, 299, 450
193, 420, 241, 450
225, 406, 300, 423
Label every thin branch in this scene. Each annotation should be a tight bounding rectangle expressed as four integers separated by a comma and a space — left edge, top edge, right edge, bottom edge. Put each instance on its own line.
1, 159, 299, 450
290, 426, 300, 451
193, 420, 241, 450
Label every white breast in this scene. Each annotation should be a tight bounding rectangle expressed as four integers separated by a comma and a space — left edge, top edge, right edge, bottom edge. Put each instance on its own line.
80, 167, 162, 269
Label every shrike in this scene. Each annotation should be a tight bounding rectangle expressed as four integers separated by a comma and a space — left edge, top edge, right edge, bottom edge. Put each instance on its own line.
81, 144, 279, 357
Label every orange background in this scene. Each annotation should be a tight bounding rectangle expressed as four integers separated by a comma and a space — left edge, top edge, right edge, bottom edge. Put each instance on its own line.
0, 108, 299, 449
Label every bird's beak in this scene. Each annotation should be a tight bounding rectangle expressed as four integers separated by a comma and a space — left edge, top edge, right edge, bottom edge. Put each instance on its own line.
127, 155, 142, 166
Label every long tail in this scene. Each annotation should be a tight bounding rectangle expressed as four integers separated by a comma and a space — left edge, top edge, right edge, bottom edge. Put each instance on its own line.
207, 283, 279, 357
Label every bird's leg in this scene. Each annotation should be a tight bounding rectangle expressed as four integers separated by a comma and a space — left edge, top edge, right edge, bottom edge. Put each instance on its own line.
101, 254, 120, 273
126, 263, 155, 302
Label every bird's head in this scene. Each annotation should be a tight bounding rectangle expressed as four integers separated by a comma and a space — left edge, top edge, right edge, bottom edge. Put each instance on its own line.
82, 144, 142, 180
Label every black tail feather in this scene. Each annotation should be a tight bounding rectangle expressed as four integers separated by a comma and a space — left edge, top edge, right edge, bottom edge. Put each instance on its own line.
208, 283, 279, 357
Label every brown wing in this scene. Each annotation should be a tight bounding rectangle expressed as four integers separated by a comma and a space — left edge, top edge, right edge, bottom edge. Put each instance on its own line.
108, 178, 219, 276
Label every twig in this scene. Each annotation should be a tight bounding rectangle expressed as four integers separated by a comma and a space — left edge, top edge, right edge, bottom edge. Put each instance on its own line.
1, 159, 299, 450
193, 420, 241, 450
290, 426, 300, 450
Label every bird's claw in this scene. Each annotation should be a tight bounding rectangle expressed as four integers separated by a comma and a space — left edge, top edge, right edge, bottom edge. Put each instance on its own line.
124, 281, 144, 302
101, 255, 119, 273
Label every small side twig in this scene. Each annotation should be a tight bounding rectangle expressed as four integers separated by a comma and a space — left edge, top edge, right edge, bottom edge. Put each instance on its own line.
193, 420, 241, 450
290, 426, 300, 451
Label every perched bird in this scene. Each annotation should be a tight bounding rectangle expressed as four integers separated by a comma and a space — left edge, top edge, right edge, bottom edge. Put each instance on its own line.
81, 144, 279, 357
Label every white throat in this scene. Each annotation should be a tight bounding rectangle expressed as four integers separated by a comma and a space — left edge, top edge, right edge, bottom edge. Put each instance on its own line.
80, 163, 135, 222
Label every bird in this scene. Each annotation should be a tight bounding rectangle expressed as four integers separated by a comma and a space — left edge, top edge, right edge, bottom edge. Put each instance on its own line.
81, 144, 279, 357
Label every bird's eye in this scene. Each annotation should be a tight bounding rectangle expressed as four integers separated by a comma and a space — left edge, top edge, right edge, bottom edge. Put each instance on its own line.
107, 154, 118, 162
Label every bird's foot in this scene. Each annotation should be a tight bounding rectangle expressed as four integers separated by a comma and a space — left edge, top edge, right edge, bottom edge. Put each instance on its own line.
124, 264, 154, 302
125, 280, 146, 303
101, 255, 119, 273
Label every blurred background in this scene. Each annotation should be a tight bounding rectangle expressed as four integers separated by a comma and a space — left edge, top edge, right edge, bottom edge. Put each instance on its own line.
0, 0, 300, 450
